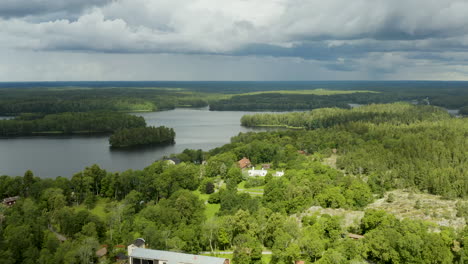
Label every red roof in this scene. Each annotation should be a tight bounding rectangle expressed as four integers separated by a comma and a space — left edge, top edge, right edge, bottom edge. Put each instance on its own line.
238, 157, 251, 169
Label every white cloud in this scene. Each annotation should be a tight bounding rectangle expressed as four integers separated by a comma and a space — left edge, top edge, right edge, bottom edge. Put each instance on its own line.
1, 0, 468, 54
1, 0, 468, 80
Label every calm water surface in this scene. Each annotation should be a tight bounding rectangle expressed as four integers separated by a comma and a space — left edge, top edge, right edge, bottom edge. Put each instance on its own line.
0, 108, 269, 178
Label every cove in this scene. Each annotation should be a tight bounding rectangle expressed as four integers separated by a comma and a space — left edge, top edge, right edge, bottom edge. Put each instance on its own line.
0, 108, 270, 178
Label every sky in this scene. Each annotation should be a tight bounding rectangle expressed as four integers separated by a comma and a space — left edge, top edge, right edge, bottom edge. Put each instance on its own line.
1, 0, 468, 81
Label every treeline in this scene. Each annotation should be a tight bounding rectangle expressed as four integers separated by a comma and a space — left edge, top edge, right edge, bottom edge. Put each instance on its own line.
210, 93, 354, 111
0, 98, 156, 114
109, 126, 175, 148
241, 103, 450, 128
0, 88, 210, 115
0, 86, 466, 115
0, 112, 146, 136
209, 90, 468, 112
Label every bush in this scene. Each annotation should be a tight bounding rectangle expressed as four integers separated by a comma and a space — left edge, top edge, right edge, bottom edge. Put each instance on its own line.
199, 178, 215, 194
414, 199, 422, 209
208, 192, 221, 204
244, 177, 265, 188
456, 201, 468, 218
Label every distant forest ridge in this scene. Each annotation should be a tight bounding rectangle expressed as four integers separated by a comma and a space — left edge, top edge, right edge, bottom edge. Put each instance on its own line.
1, 80, 468, 93
0, 81, 466, 114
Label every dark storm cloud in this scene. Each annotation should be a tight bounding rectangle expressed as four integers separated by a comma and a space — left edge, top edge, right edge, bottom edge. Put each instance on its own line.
3, 0, 468, 57
0, 0, 111, 18
1, 0, 468, 80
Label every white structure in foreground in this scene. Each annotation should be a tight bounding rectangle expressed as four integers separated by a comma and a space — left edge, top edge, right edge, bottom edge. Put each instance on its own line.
129, 248, 229, 264
248, 168, 268, 177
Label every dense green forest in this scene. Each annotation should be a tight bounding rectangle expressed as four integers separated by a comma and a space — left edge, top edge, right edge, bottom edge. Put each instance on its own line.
0, 88, 213, 115
240, 103, 451, 128
240, 104, 467, 198
209, 92, 411, 111
109, 126, 175, 148
208, 84, 468, 111
1, 103, 467, 264
0, 112, 146, 136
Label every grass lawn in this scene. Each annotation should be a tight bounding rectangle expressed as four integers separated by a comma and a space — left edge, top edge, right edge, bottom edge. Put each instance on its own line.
90, 198, 109, 219
193, 190, 210, 201
193, 190, 220, 219
74, 197, 109, 220
205, 203, 221, 219
238, 180, 265, 196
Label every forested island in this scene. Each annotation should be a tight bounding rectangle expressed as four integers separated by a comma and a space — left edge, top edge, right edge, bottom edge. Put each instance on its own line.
0, 102, 467, 264
0, 112, 146, 136
0, 112, 176, 149
109, 126, 175, 148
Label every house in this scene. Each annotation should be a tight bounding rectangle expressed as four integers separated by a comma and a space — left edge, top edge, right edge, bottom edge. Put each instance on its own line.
262, 164, 271, 169
163, 157, 181, 165
273, 170, 284, 177
248, 168, 268, 177
128, 238, 146, 256
2, 196, 19, 206
129, 248, 230, 264
238, 157, 252, 169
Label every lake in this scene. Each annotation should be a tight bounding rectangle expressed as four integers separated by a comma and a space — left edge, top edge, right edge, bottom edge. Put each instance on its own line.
0, 108, 270, 178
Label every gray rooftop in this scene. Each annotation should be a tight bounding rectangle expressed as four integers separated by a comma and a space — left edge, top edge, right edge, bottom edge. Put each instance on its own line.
130, 248, 228, 264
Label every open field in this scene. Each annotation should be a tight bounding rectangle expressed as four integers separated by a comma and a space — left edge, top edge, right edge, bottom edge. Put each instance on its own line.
368, 190, 466, 230
299, 189, 467, 230
239, 88, 379, 96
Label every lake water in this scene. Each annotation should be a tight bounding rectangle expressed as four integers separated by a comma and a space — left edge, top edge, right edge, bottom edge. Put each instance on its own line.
0, 108, 269, 178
